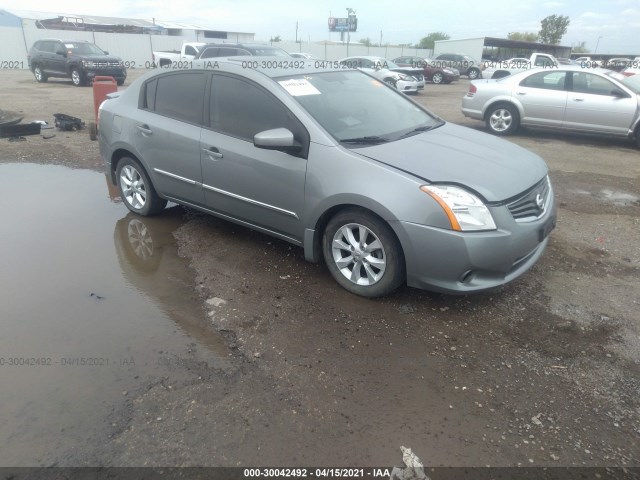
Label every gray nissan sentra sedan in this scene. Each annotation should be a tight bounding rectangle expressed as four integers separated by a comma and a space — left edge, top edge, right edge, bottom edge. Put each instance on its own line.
99, 58, 556, 297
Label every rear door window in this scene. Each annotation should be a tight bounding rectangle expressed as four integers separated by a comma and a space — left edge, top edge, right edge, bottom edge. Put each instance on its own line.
150, 72, 206, 124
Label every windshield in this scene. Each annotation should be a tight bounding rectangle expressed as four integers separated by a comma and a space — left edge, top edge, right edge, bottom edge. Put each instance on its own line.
607, 71, 640, 94
277, 70, 442, 145
65, 43, 106, 55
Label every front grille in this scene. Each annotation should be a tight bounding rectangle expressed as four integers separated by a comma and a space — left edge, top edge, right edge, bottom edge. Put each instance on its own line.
507, 176, 551, 221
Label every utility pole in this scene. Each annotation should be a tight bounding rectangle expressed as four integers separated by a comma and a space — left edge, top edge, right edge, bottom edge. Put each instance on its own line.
295, 21, 298, 43
380, 30, 382, 47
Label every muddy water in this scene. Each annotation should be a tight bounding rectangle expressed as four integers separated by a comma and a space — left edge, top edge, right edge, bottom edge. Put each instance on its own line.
0, 163, 229, 466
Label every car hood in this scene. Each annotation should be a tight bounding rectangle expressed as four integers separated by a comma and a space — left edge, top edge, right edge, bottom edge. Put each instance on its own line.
354, 123, 548, 202
75, 55, 122, 63
390, 67, 424, 76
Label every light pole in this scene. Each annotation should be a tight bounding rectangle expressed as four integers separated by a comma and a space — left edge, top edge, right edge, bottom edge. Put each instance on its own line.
594, 36, 602, 53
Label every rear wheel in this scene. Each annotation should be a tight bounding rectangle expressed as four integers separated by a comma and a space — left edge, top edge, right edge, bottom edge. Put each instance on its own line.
432, 72, 444, 84
486, 103, 519, 136
117, 79, 125, 86
322, 208, 404, 298
71, 68, 84, 86
116, 157, 167, 216
468, 68, 481, 79
33, 66, 47, 82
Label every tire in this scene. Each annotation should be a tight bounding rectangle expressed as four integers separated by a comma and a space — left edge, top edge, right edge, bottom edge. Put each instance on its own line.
383, 77, 397, 88
322, 208, 404, 298
485, 103, 519, 136
71, 68, 84, 86
117, 79, 125, 86
88, 122, 98, 141
116, 156, 167, 216
33, 65, 48, 83
468, 68, 480, 79
432, 72, 444, 84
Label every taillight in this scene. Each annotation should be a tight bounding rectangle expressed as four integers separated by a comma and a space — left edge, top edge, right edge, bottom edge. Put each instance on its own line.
467, 84, 477, 97
622, 71, 635, 77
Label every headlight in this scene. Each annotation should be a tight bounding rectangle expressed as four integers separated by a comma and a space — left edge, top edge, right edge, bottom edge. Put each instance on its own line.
396, 73, 410, 80
420, 185, 497, 231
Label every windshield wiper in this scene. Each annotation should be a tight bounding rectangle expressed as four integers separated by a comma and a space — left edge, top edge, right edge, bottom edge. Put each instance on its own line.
399, 125, 435, 139
340, 135, 389, 144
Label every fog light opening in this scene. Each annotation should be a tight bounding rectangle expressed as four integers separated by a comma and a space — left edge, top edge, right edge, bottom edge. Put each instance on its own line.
459, 270, 474, 284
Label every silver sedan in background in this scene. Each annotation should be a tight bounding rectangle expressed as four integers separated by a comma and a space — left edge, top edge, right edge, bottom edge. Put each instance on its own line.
462, 66, 640, 146
99, 59, 555, 297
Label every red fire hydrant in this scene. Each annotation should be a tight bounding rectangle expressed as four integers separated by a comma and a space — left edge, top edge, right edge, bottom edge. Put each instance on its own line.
89, 76, 118, 140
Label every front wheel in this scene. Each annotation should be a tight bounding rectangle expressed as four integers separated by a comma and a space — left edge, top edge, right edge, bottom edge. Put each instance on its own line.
468, 68, 480, 79
116, 157, 167, 216
33, 66, 48, 82
486, 104, 519, 135
71, 68, 84, 86
323, 209, 404, 298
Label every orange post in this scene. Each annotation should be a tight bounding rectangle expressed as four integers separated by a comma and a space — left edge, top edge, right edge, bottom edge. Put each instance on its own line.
90, 76, 118, 140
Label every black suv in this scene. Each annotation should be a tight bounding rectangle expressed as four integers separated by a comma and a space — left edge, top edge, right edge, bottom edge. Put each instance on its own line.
195, 43, 291, 59
28, 39, 126, 86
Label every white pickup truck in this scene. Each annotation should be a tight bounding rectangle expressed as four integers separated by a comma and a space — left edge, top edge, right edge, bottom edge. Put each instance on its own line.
152, 42, 205, 67
482, 53, 558, 79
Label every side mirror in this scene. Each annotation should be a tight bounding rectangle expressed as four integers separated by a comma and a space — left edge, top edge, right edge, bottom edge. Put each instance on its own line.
103, 51, 109, 55
55, 49, 66, 56
611, 88, 628, 98
254, 128, 301, 153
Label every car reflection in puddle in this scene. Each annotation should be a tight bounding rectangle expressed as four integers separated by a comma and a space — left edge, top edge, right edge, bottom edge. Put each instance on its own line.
0, 163, 231, 466
114, 208, 230, 352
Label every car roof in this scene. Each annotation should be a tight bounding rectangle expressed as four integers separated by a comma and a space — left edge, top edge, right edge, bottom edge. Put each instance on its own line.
192, 56, 342, 77
36, 38, 91, 43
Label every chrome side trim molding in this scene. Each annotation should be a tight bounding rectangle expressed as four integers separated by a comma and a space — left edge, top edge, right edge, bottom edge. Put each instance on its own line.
202, 183, 299, 219
153, 168, 197, 185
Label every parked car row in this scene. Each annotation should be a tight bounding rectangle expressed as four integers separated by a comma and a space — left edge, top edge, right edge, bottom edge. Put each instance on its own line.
461, 65, 640, 147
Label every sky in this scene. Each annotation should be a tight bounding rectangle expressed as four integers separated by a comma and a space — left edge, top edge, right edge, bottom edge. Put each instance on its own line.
3, 0, 640, 53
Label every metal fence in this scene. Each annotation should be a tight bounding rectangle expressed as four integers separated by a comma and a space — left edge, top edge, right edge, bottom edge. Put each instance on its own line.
0, 25, 433, 69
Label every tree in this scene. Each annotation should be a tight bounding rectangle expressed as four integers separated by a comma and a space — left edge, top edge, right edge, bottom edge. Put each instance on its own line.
270, 35, 281, 43
538, 15, 570, 44
507, 32, 539, 42
572, 41, 590, 53
359, 38, 372, 47
417, 32, 450, 50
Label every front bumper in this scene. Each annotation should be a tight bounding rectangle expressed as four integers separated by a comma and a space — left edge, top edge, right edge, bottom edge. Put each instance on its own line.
393, 194, 556, 293
396, 79, 420, 93
84, 69, 127, 82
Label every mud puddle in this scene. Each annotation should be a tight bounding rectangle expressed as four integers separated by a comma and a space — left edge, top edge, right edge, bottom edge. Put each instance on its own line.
0, 163, 230, 466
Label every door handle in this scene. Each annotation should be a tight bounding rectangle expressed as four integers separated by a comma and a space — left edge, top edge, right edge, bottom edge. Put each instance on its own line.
203, 147, 223, 160
516, 91, 526, 95
572, 98, 585, 102
136, 124, 153, 135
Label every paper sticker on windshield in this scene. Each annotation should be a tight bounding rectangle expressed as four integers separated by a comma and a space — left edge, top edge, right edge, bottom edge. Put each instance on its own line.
278, 79, 321, 96
65, 44, 75, 48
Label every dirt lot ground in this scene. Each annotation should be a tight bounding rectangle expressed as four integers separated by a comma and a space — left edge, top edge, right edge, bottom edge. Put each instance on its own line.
1, 68, 639, 471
